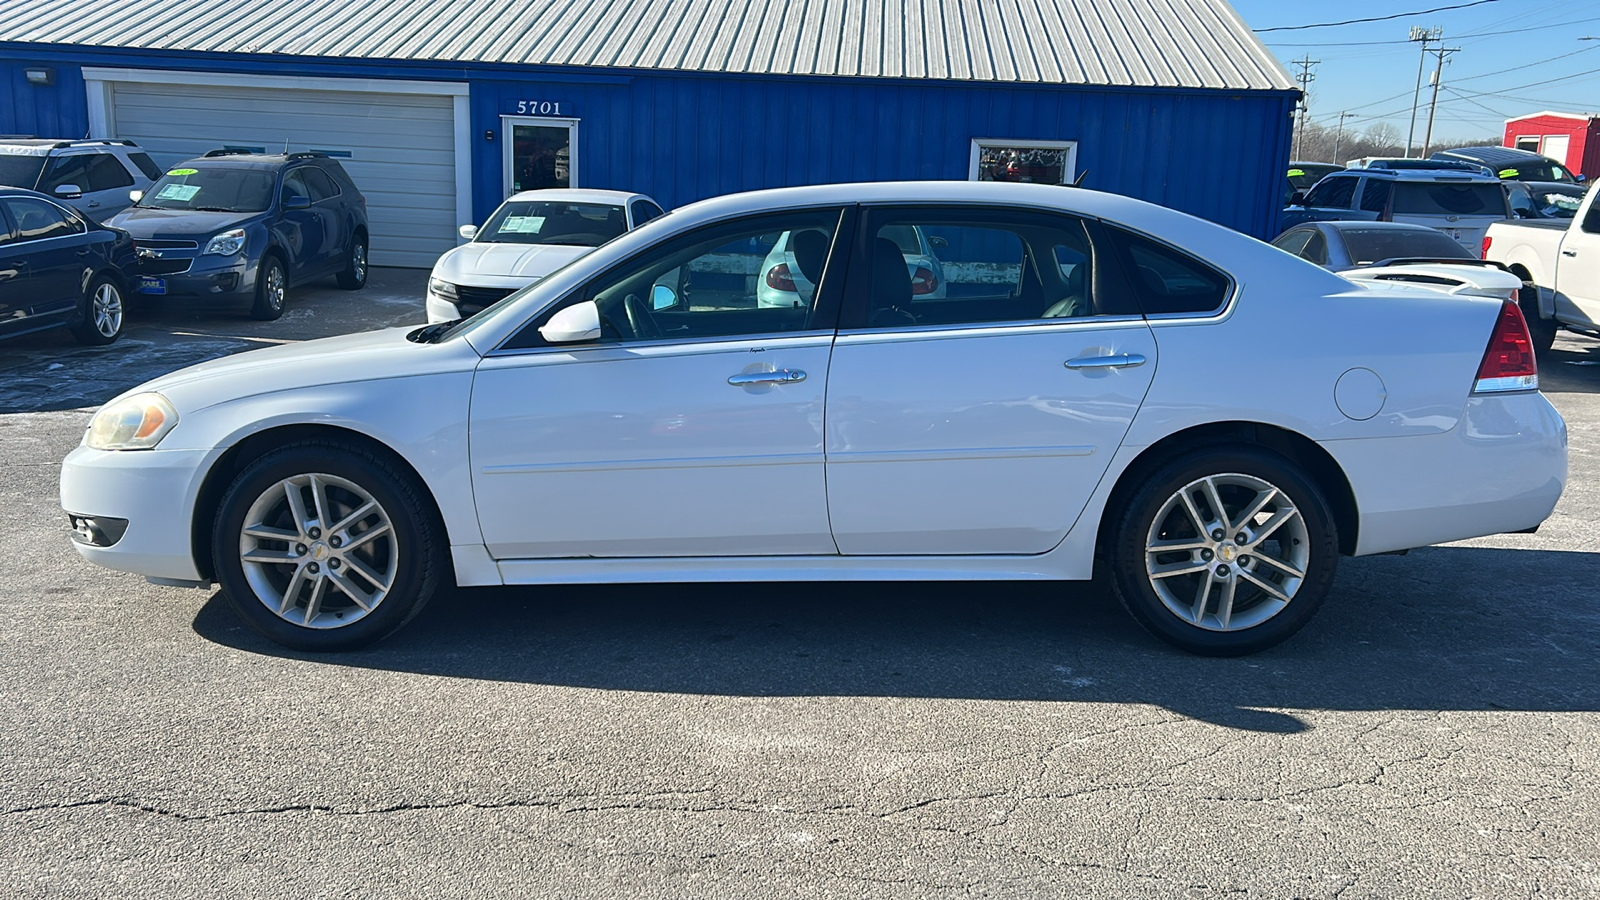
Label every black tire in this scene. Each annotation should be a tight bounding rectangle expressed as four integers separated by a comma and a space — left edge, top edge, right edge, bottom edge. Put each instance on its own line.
211, 441, 446, 651
1519, 283, 1557, 354
1107, 446, 1339, 656
70, 274, 125, 345
250, 255, 287, 320
336, 232, 368, 290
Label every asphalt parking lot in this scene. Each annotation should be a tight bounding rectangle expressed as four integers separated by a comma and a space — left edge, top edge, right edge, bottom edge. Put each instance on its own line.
3, 273, 1598, 897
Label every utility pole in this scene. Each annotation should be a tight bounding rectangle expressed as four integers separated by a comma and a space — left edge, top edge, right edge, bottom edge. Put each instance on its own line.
1291, 55, 1319, 160
1406, 26, 1442, 157
1421, 42, 1460, 158
1332, 111, 1354, 163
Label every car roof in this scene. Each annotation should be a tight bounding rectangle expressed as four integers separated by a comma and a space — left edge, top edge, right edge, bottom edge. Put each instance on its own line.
1312, 221, 1445, 234
504, 189, 649, 205
1323, 168, 1500, 184
1436, 145, 1557, 166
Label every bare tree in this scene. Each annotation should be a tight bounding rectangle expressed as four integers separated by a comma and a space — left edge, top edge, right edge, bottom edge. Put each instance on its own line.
1294, 118, 1494, 165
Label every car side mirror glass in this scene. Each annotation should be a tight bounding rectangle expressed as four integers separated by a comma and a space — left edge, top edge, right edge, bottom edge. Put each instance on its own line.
1289, 191, 1306, 206
458, 224, 478, 240
651, 284, 677, 311
283, 195, 311, 210
929, 236, 948, 249
53, 183, 83, 199
539, 300, 602, 344
128, 189, 143, 203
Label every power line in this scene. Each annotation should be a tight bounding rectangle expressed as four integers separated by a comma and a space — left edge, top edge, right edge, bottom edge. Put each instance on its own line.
1254, 0, 1506, 33
1265, 15, 1600, 47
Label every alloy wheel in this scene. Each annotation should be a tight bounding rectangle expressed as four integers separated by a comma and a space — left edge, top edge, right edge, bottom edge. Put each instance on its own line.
237, 473, 398, 629
92, 282, 123, 337
1143, 472, 1310, 632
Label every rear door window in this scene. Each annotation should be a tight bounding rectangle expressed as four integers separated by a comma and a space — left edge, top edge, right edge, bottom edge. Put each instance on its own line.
1392, 183, 1506, 216
84, 154, 134, 192
1358, 180, 1390, 213
1304, 176, 1356, 210
302, 167, 340, 202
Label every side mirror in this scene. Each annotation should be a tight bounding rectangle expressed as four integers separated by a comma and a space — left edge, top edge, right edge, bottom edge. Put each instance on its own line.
539, 300, 601, 344
53, 183, 83, 199
651, 284, 677, 310
929, 236, 948, 249
283, 195, 311, 210
458, 224, 479, 240
1289, 190, 1306, 207
128, 189, 143, 203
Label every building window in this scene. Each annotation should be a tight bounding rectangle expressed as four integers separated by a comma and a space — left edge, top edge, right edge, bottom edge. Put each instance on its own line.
969, 139, 1078, 186
502, 117, 578, 195
1514, 135, 1539, 153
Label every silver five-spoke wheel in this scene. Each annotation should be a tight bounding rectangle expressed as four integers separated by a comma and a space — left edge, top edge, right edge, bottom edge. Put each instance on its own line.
1144, 473, 1309, 632
238, 473, 398, 629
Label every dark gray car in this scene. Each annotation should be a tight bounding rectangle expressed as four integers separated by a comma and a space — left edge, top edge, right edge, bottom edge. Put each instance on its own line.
1269, 221, 1475, 271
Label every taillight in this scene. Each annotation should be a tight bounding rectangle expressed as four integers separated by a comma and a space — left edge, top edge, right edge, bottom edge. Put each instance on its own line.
1473, 300, 1538, 393
1481, 235, 1492, 259
910, 266, 939, 295
765, 262, 796, 292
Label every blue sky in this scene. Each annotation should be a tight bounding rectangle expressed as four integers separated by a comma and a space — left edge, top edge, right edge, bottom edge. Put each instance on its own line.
1229, 0, 1600, 142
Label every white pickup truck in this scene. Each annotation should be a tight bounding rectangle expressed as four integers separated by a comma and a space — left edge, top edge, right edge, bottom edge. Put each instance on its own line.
1484, 185, 1600, 351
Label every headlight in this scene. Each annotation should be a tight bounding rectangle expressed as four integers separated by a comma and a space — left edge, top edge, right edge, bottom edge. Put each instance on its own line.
86, 393, 179, 450
429, 278, 459, 301
203, 228, 247, 256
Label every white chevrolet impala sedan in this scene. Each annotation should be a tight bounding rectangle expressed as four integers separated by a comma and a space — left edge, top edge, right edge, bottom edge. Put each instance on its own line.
61, 182, 1567, 655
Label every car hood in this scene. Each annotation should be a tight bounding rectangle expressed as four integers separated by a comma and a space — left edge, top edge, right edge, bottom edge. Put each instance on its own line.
130, 326, 482, 414
433, 241, 595, 284
106, 206, 259, 239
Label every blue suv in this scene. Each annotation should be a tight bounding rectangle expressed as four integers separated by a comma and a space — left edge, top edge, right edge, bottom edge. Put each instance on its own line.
107, 151, 369, 319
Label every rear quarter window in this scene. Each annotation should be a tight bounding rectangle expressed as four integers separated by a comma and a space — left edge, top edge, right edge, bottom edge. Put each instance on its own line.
127, 152, 163, 181
1392, 183, 1506, 216
1107, 227, 1232, 316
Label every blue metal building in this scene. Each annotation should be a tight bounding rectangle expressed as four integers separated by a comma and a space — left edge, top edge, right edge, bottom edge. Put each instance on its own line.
1, 0, 1298, 267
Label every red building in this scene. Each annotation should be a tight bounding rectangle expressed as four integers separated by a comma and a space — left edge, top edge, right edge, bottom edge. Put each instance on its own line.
1504, 111, 1600, 179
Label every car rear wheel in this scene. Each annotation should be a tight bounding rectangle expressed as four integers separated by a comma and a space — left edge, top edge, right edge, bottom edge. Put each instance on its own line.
336, 234, 368, 290
70, 275, 124, 345
1108, 447, 1339, 656
250, 256, 287, 320
211, 441, 445, 651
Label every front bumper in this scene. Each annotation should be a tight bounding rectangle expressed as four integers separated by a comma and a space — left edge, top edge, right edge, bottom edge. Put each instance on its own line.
134, 253, 253, 301
60, 444, 214, 582
1330, 391, 1568, 556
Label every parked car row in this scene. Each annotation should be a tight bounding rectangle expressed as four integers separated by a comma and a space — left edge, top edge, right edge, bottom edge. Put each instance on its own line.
0, 142, 371, 344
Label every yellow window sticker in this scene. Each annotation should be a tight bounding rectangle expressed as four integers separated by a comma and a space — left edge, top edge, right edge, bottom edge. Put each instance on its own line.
1498, 168, 1519, 179
166, 168, 198, 176
1287, 168, 1305, 178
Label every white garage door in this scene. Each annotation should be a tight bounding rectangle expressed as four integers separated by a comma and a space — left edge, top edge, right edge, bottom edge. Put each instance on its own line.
107, 81, 457, 268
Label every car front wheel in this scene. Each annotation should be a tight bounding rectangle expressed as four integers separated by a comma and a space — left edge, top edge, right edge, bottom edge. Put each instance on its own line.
71, 275, 124, 345
211, 441, 445, 651
1108, 447, 1339, 656
337, 234, 368, 290
251, 256, 287, 320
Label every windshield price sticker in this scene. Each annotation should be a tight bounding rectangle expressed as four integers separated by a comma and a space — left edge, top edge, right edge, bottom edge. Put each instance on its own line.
155, 184, 201, 201
511, 101, 566, 116
498, 216, 545, 234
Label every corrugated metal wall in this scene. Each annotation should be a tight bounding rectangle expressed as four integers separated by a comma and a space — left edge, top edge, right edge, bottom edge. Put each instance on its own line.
473, 72, 1294, 238
0, 46, 1295, 238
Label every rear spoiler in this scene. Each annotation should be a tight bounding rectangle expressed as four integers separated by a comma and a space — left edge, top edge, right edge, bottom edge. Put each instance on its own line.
1370, 257, 1511, 273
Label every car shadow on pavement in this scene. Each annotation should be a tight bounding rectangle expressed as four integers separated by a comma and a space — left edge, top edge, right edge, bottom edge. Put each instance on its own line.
191, 545, 1600, 733
1540, 332, 1600, 395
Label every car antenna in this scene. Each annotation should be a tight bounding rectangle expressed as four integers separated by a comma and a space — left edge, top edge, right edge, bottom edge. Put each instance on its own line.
1072, 169, 1089, 188
283, 138, 289, 155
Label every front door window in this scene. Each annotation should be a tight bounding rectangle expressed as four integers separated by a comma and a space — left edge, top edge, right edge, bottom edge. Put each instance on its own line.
503, 118, 576, 194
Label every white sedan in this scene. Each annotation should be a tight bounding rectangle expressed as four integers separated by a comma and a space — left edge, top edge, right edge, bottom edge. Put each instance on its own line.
61, 182, 1566, 656
426, 189, 664, 323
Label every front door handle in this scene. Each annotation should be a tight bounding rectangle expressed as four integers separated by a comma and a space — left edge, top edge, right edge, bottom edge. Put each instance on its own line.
1065, 353, 1147, 370
1562, 249, 1578, 257
728, 369, 807, 386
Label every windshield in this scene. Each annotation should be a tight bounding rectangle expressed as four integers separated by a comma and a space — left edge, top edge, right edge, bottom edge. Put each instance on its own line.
1391, 182, 1506, 217
1340, 228, 1471, 265
0, 154, 46, 190
138, 166, 275, 212
478, 201, 626, 246
1496, 162, 1575, 183
1287, 164, 1341, 190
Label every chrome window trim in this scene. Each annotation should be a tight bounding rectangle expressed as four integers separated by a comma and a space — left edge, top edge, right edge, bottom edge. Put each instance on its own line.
0, 195, 92, 246
483, 330, 835, 360
836, 314, 1149, 345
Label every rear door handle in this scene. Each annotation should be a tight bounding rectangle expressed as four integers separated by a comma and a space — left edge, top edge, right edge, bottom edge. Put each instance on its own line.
1065, 353, 1147, 370
728, 369, 807, 386
1562, 249, 1578, 257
